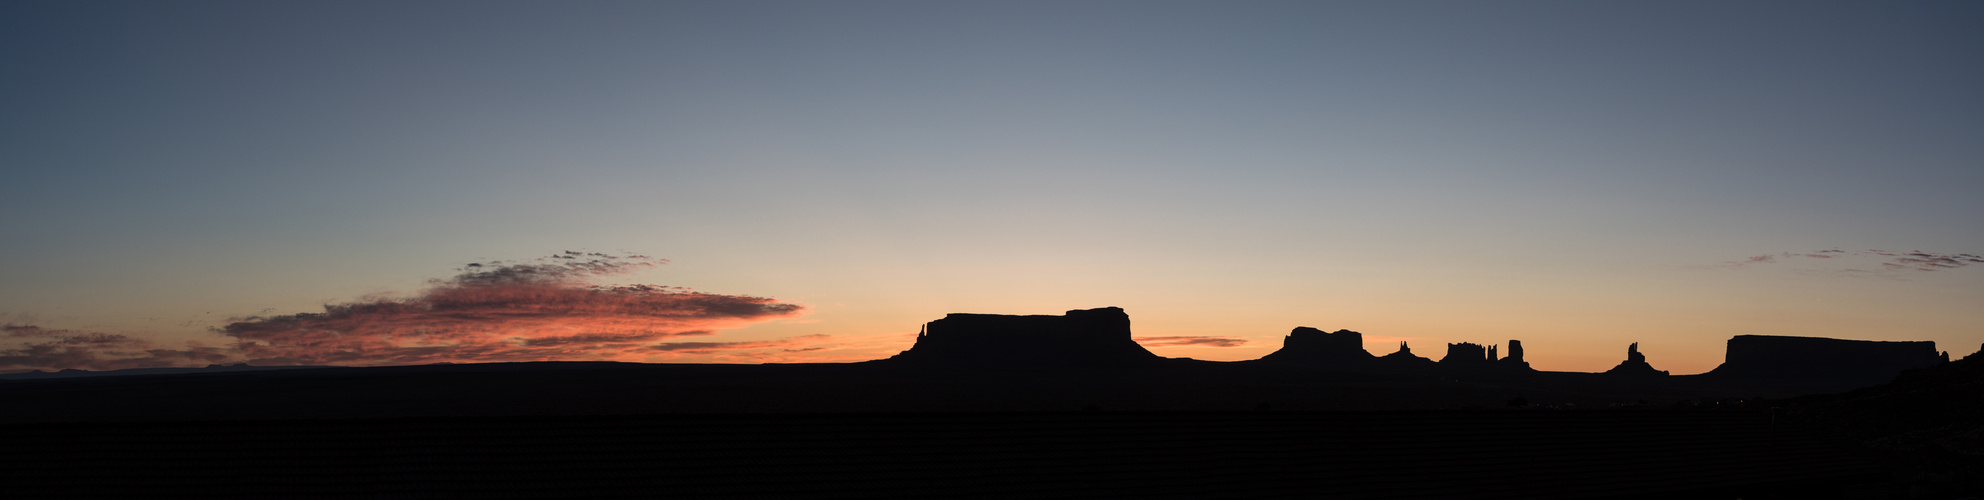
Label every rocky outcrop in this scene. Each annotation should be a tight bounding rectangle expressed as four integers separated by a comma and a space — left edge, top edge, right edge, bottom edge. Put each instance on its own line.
1439, 342, 1495, 366
1374, 341, 1437, 369
1704, 335, 1944, 389
1602, 343, 1668, 377
1259, 327, 1375, 367
1500, 340, 1530, 369
1436, 340, 1533, 373
886, 307, 1161, 367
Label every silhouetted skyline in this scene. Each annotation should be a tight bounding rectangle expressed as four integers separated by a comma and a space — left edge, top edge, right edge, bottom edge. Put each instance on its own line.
6, 304, 1977, 496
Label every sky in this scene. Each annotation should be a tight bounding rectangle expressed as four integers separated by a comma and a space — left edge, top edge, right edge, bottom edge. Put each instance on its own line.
3, 0, 1980, 374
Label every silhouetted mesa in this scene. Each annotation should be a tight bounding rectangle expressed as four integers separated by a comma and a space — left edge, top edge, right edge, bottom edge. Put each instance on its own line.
1437, 341, 1534, 373
1258, 327, 1374, 367
1439, 342, 1494, 366
1705, 335, 1944, 388
886, 307, 1161, 367
1603, 342, 1669, 377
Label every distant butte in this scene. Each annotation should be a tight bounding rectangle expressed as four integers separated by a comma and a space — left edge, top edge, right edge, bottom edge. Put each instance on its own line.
1439, 342, 1494, 367
1602, 342, 1669, 377
1704, 335, 1944, 387
1255, 327, 1539, 375
1500, 339, 1529, 369
1258, 327, 1374, 367
1375, 341, 1437, 369
885, 307, 1161, 367
876, 308, 1951, 394
1431, 341, 1534, 373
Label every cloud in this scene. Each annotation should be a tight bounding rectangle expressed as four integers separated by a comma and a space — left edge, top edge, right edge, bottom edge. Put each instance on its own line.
642, 335, 832, 353
1713, 249, 1981, 274
1, 325, 233, 372
1, 252, 813, 372
218, 252, 805, 366
1135, 336, 1248, 347
1717, 251, 1827, 268
1872, 251, 1984, 271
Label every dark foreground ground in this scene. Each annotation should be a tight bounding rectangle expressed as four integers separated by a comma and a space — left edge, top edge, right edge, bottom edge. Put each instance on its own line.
1, 410, 1884, 499
3, 358, 1978, 498
0, 360, 1846, 422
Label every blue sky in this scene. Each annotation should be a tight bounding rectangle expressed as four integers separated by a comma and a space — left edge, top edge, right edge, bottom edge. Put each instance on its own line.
3, 1, 1980, 372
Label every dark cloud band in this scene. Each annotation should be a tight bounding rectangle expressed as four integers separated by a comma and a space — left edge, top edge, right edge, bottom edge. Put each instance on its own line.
1135, 336, 1248, 348
1719, 249, 1981, 273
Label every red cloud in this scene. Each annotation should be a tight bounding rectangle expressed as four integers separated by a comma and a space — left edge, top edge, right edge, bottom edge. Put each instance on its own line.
1, 325, 233, 372
1135, 336, 1248, 347
219, 253, 806, 366
2, 252, 814, 372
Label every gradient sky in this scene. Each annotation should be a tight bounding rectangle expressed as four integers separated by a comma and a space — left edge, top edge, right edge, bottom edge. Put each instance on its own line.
4, 1, 1981, 374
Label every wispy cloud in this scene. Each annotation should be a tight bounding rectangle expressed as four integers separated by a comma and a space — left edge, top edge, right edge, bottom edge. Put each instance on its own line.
1711, 249, 1981, 274
1, 252, 813, 372
642, 335, 832, 353
1135, 336, 1247, 347
1869, 250, 1984, 271
1717, 249, 1844, 268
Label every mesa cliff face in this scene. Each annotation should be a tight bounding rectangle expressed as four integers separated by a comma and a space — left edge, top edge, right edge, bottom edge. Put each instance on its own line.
886, 307, 1161, 367
1704, 335, 1944, 388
